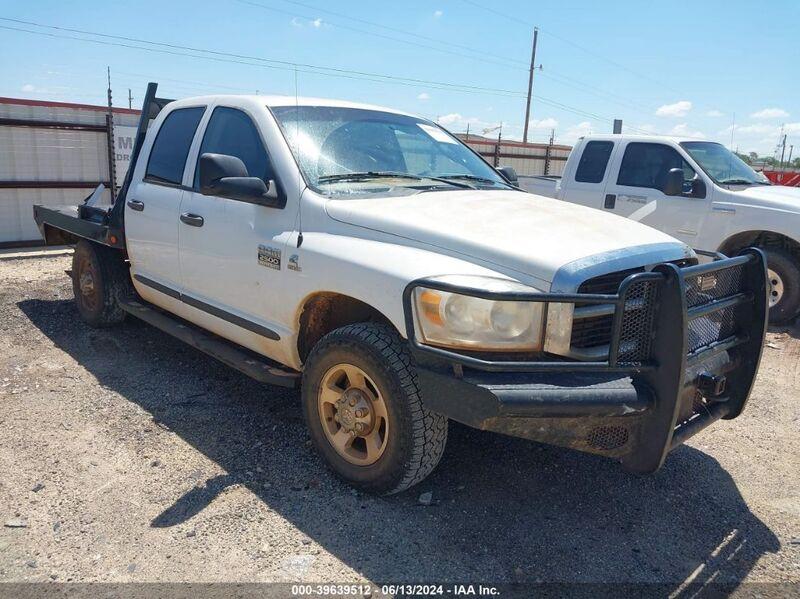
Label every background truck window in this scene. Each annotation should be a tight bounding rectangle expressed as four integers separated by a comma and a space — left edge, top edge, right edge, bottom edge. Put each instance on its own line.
617, 142, 695, 192
145, 107, 205, 185
575, 141, 614, 183
194, 107, 273, 188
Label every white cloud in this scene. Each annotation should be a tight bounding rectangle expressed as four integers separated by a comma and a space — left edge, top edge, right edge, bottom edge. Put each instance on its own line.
750, 107, 789, 119
21, 84, 35, 92
530, 117, 558, 129
563, 121, 593, 142
434, 10, 443, 17
292, 16, 324, 28
655, 100, 692, 118
436, 114, 494, 133
705, 110, 724, 117
417, 92, 430, 101
668, 123, 706, 139
437, 113, 463, 126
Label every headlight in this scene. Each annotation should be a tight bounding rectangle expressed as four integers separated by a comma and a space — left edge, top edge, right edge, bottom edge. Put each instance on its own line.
413, 287, 545, 351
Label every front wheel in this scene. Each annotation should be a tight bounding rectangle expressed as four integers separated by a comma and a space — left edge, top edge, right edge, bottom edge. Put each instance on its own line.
764, 248, 800, 324
301, 323, 448, 495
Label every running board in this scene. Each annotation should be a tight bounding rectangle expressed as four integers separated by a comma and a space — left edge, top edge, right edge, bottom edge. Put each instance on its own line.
119, 298, 300, 388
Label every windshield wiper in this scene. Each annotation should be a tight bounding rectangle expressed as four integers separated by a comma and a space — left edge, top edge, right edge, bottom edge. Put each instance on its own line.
317, 171, 474, 189
438, 174, 513, 188
719, 178, 770, 185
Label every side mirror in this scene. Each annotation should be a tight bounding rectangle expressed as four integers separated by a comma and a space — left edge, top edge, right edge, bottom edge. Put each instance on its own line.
662, 168, 684, 196
496, 166, 518, 185
691, 176, 707, 199
198, 153, 284, 208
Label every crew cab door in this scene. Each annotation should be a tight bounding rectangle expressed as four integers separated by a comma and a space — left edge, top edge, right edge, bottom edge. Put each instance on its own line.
125, 106, 206, 292
604, 141, 709, 244
177, 105, 293, 348
561, 139, 618, 209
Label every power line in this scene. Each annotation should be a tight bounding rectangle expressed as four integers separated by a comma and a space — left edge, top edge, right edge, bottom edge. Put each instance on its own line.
1, 16, 680, 138
251, 0, 531, 67
456, 0, 727, 118
235, 0, 528, 72
0, 18, 527, 97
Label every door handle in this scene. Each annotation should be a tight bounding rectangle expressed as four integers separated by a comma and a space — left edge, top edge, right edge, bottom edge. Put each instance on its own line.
180, 213, 204, 227
127, 199, 145, 212
604, 194, 616, 209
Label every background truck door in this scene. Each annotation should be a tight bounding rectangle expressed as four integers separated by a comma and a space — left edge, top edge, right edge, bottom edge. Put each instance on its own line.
125, 106, 205, 292
177, 105, 292, 347
562, 139, 618, 209
604, 141, 709, 245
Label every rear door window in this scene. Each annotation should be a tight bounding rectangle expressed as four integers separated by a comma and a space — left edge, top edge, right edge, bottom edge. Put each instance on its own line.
575, 141, 614, 183
145, 107, 205, 185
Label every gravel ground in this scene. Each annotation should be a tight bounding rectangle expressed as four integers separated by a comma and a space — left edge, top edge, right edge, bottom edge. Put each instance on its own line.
0, 254, 798, 589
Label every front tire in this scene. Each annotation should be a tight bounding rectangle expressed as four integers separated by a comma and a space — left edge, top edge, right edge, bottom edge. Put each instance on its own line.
72, 240, 131, 327
301, 323, 448, 495
764, 248, 800, 324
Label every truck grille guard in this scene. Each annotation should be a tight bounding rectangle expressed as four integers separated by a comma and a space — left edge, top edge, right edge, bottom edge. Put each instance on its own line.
403, 248, 768, 472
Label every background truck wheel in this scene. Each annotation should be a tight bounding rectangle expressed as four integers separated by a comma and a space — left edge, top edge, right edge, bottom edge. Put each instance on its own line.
301, 323, 448, 495
71, 240, 131, 328
763, 248, 800, 324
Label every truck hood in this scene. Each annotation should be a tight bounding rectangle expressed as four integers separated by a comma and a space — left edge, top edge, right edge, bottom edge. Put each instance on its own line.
725, 184, 800, 211
326, 190, 692, 288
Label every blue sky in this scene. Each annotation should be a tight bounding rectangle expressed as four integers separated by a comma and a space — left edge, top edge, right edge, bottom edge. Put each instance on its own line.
1, 0, 797, 154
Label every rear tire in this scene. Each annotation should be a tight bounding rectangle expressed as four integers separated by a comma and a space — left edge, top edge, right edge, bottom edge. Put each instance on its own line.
72, 240, 131, 328
763, 247, 800, 324
301, 323, 448, 495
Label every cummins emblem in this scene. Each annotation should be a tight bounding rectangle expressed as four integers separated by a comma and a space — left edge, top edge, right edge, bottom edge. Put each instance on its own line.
258, 245, 281, 270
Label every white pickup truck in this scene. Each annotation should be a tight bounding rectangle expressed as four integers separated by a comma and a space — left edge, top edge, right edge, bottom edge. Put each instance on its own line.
519, 134, 800, 323
33, 84, 767, 495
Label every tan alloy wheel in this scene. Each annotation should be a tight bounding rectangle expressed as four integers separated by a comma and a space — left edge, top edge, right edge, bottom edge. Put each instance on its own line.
768, 268, 784, 308
318, 363, 389, 466
76, 254, 100, 312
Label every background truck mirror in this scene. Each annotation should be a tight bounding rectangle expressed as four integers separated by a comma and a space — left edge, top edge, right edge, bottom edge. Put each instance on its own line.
691, 176, 707, 199
662, 168, 684, 196
497, 166, 518, 185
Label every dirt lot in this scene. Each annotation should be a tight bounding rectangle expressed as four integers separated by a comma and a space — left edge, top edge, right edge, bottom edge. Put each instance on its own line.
1, 254, 799, 590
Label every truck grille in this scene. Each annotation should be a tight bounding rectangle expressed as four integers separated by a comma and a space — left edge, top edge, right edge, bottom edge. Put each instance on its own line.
570, 268, 643, 350
685, 264, 745, 353
569, 259, 747, 362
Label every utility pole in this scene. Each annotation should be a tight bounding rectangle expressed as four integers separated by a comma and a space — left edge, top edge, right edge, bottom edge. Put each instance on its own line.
128, 88, 133, 109
522, 27, 539, 144
613, 119, 623, 134
787, 145, 794, 169
779, 134, 787, 170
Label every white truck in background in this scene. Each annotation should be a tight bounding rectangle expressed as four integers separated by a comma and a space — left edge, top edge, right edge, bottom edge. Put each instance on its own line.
518, 135, 800, 323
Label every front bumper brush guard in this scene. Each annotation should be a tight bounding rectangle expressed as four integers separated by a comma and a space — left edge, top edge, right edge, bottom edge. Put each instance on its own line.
403, 249, 768, 473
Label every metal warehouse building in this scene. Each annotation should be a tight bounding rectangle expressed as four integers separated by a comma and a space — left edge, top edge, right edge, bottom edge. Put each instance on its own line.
0, 97, 140, 246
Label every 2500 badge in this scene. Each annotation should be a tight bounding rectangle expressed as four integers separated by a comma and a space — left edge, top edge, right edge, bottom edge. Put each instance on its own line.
258, 245, 281, 270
